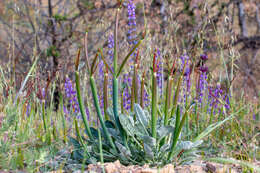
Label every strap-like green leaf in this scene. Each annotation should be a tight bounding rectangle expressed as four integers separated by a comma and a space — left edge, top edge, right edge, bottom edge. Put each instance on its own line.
116, 39, 143, 77
141, 135, 156, 149
118, 114, 136, 137
134, 104, 149, 135
193, 106, 245, 143
144, 143, 154, 160
115, 142, 132, 158
157, 125, 174, 142
99, 48, 113, 74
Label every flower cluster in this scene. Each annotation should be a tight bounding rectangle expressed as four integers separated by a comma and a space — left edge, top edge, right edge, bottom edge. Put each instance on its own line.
208, 84, 231, 115
108, 34, 114, 60
107, 34, 114, 102
197, 54, 209, 104
156, 50, 163, 96
64, 77, 79, 114
180, 54, 191, 105
122, 74, 132, 111
208, 84, 222, 114
127, 0, 137, 45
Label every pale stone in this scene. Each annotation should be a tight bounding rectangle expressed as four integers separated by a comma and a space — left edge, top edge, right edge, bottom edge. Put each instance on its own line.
140, 168, 157, 173
104, 162, 117, 173
160, 164, 175, 173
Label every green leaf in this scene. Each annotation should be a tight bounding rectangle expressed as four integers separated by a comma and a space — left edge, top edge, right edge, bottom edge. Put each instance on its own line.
205, 158, 260, 172
106, 107, 116, 123
134, 122, 147, 137
134, 104, 149, 126
157, 125, 174, 141
177, 141, 196, 150
141, 135, 156, 149
143, 110, 151, 122
99, 48, 113, 74
72, 150, 84, 160
107, 128, 121, 141
193, 107, 245, 143
105, 120, 115, 129
115, 142, 132, 158
95, 152, 117, 160
117, 39, 143, 77
160, 143, 170, 153
89, 157, 97, 164
69, 137, 81, 149
144, 143, 154, 160
89, 127, 99, 139
118, 114, 136, 137
134, 104, 149, 135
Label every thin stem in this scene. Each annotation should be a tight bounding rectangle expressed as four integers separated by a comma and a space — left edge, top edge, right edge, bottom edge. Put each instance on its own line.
42, 101, 47, 132
164, 76, 173, 125
103, 69, 109, 120
151, 72, 157, 139
113, 77, 128, 147
90, 76, 116, 150
113, 9, 119, 74
140, 71, 146, 108
74, 118, 91, 158
75, 71, 93, 140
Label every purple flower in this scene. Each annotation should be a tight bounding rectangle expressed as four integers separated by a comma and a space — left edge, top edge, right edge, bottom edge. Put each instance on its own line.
107, 34, 114, 95
197, 68, 208, 104
253, 114, 256, 120
199, 66, 208, 73
208, 84, 223, 114
42, 88, 46, 98
180, 54, 191, 105
156, 49, 163, 95
200, 54, 208, 61
107, 34, 114, 62
122, 74, 131, 111
127, 0, 137, 45
64, 77, 79, 114
85, 107, 90, 121
223, 94, 230, 110
26, 104, 31, 117
144, 88, 150, 107
63, 105, 69, 115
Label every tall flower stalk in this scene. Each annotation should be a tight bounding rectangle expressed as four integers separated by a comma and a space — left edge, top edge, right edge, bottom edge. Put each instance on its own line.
64, 77, 79, 114
197, 66, 208, 105
122, 74, 131, 111
151, 52, 158, 138
156, 49, 163, 97
127, 0, 137, 46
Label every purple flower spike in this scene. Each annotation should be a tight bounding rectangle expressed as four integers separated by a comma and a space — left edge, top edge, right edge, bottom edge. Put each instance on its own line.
127, 0, 137, 45
253, 114, 256, 120
179, 54, 191, 104
197, 67, 208, 104
156, 49, 163, 95
224, 94, 230, 110
127, 0, 136, 27
122, 74, 131, 111
108, 34, 114, 61
200, 54, 208, 61
64, 77, 80, 114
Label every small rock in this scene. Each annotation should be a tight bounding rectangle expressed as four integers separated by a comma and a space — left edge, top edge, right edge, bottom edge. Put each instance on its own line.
104, 162, 117, 173
114, 160, 121, 168
140, 168, 157, 173
160, 164, 175, 173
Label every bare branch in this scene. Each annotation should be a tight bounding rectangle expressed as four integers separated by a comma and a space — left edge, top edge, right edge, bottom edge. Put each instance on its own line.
237, 1, 248, 37
256, 4, 260, 34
